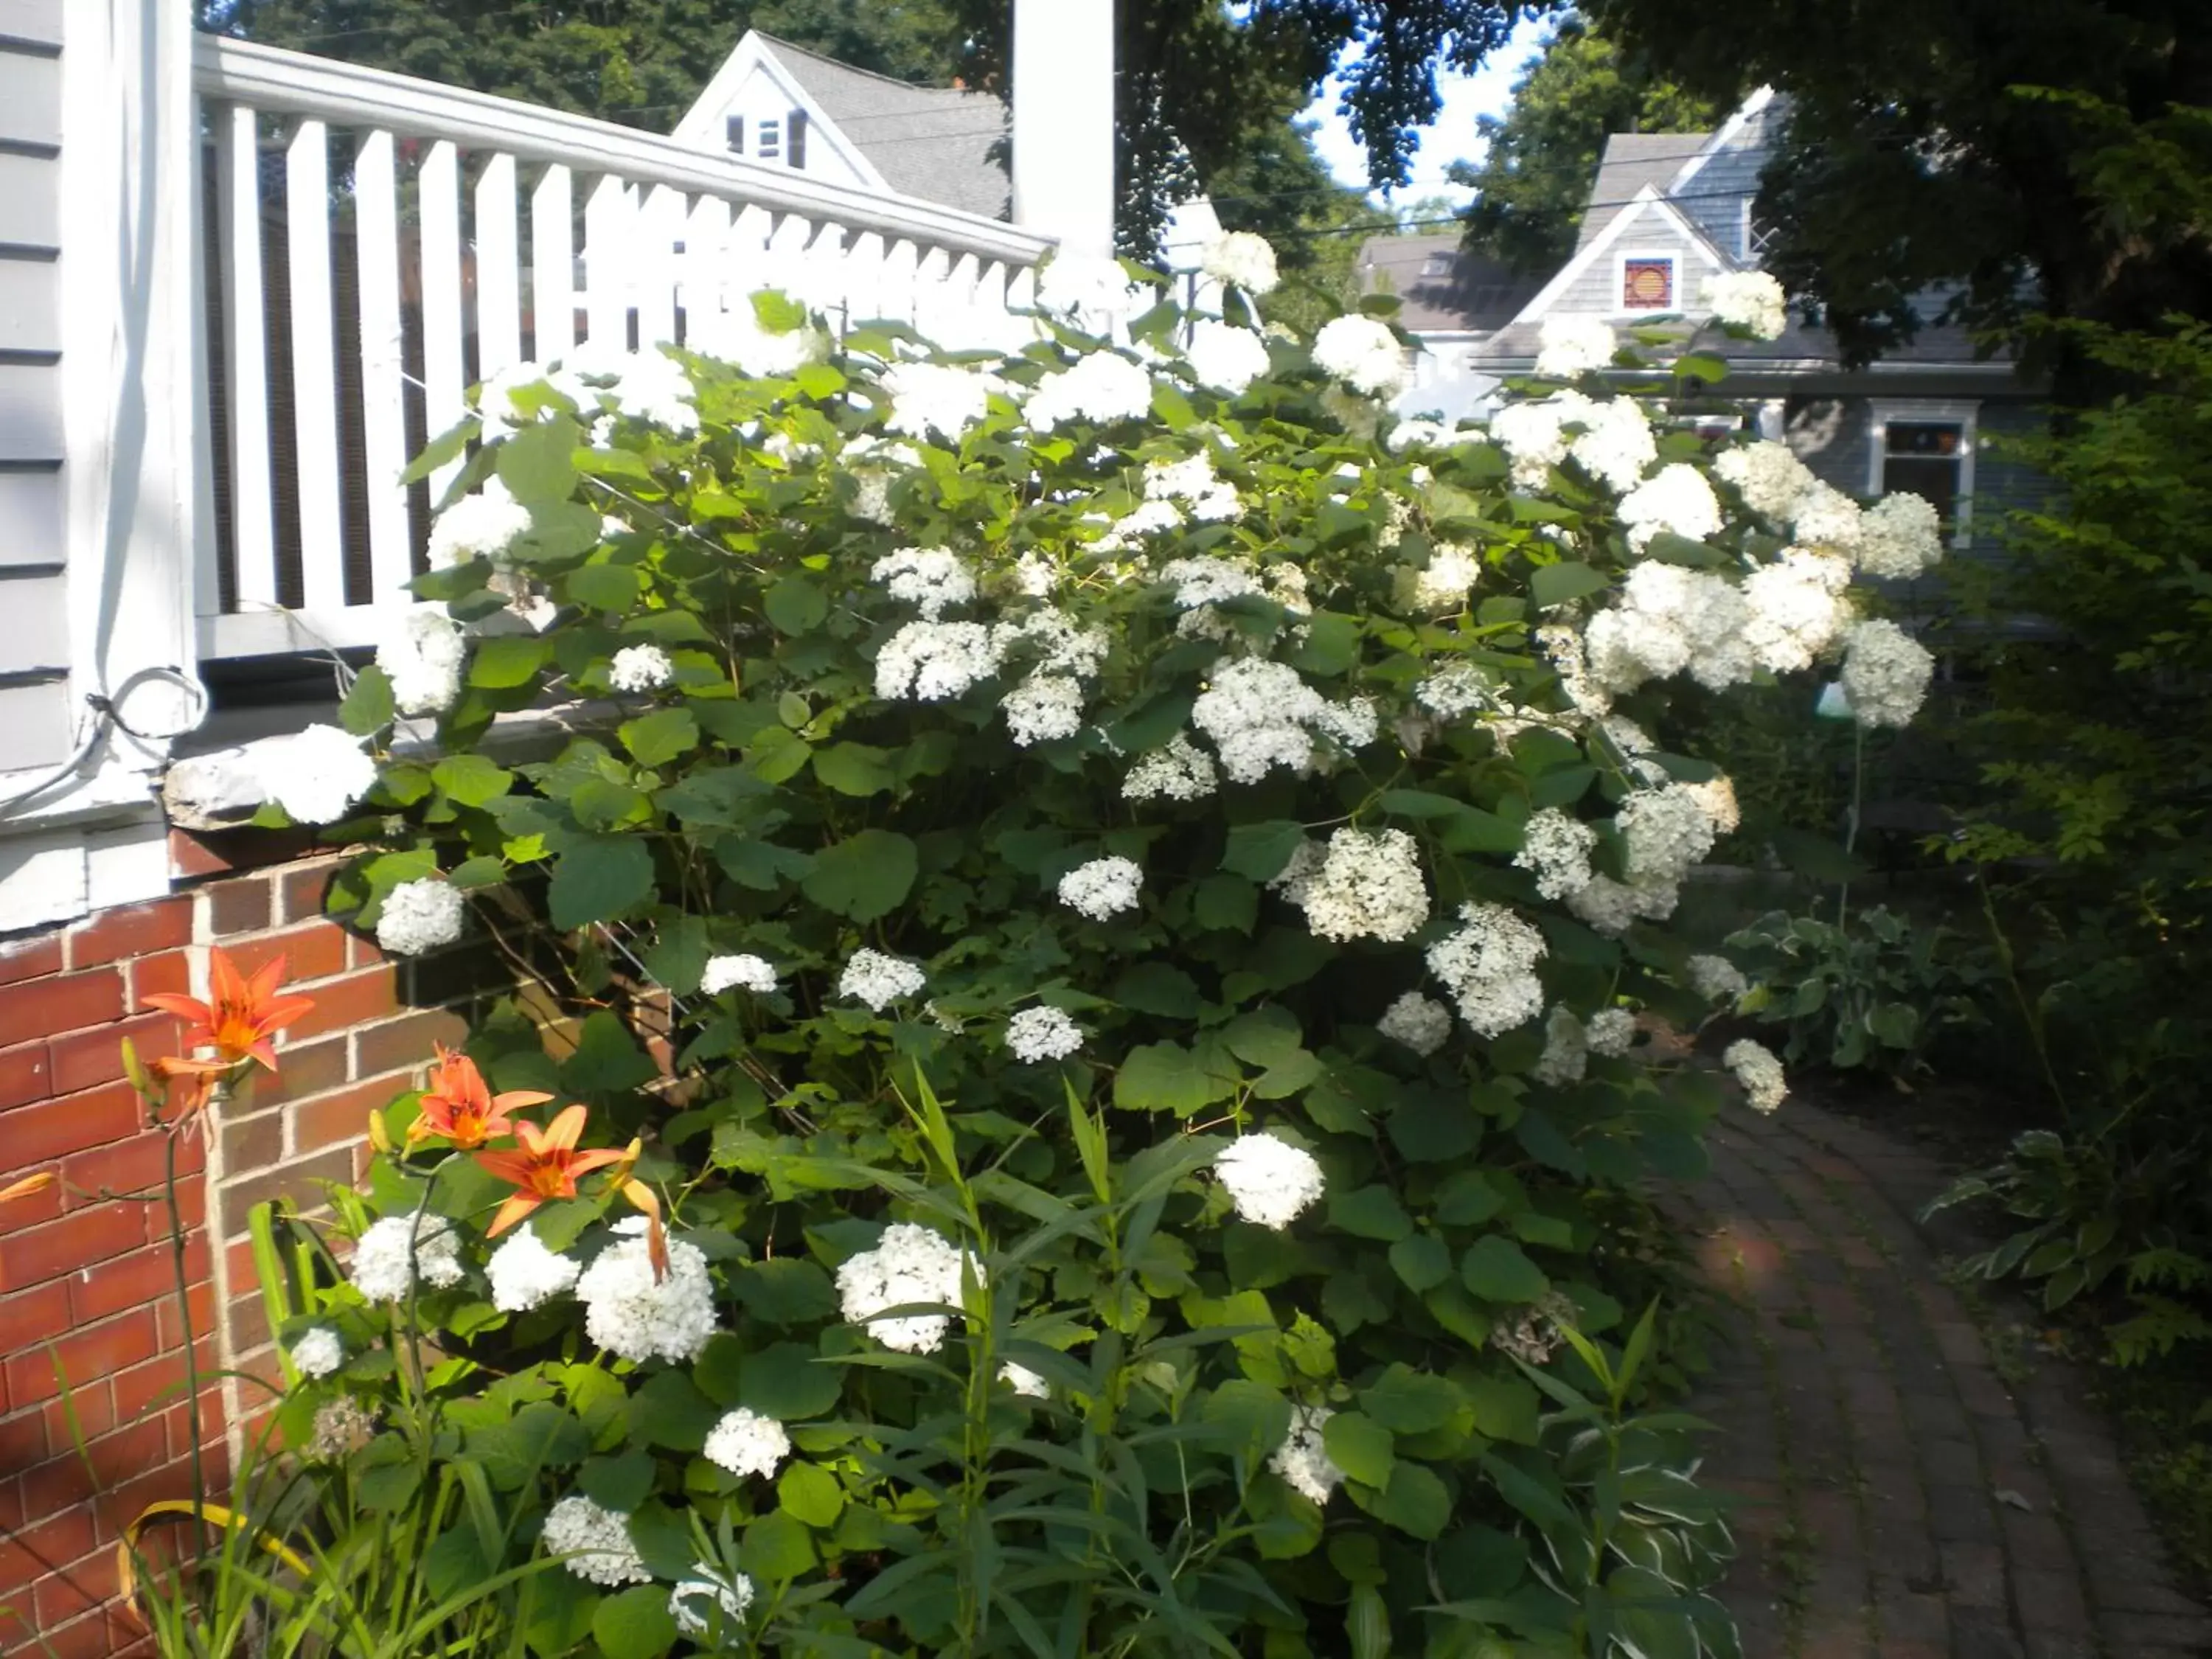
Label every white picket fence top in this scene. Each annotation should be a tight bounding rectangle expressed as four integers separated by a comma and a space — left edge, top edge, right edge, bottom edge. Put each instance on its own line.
192, 35, 1056, 662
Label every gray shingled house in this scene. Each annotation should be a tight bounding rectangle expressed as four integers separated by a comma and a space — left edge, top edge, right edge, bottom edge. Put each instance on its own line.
1371, 88, 2047, 552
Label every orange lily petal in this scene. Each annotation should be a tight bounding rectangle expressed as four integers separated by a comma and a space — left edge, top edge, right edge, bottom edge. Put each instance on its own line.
141, 991, 212, 1026
473, 1149, 540, 1186
485, 1191, 543, 1237
540, 1104, 590, 1154
489, 1089, 555, 1113
567, 1147, 627, 1179
0, 1171, 57, 1204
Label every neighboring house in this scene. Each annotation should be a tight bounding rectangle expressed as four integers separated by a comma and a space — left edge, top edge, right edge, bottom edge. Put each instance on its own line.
1379, 88, 2045, 547
1357, 234, 1543, 422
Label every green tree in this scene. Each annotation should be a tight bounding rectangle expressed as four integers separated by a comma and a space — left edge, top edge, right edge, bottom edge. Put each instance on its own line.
1447, 21, 1722, 274
1587, 0, 2212, 378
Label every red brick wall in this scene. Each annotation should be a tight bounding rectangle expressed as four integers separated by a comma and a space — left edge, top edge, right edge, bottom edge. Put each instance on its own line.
0, 832, 538, 1655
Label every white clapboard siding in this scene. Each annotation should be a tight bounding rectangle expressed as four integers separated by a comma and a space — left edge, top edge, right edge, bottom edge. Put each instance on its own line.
531, 163, 575, 360
285, 118, 345, 610
353, 129, 413, 605
215, 103, 277, 612
419, 139, 466, 502
475, 152, 523, 379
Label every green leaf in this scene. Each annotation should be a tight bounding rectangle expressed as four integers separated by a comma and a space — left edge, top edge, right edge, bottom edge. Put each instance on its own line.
568, 563, 642, 613
579, 1450, 656, 1513
1464, 1375, 1540, 1445
1192, 873, 1258, 934
627, 1368, 720, 1453
467, 1402, 588, 1489
1529, 562, 1610, 611
496, 417, 581, 504
1388, 1233, 1453, 1293
1113, 962, 1202, 1017
1359, 1365, 1462, 1434
740, 1341, 844, 1420
619, 707, 699, 768
1462, 1236, 1550, 1304
1222, 821, 1307, 881
741, 1509, 818, 1582
800, 829, 917, 922
548, 835, 655, 931
1363, 1460, 1452, 1540
693, 1333, 745, 1406
812, 742, 894, 797
776, 1461, 844, 1528
432, 752, 514, 807
1329, 1185, 1412, 1242
339, 664, 395, 735
1324, 1412, 1397, 1488
763, 577, 828, 636
470, 634, 549, 689
1113, 1040, 1231, 1116
590, 1585, 676, 1659
735, 1259, 838, 1326
640, 914, 710, 995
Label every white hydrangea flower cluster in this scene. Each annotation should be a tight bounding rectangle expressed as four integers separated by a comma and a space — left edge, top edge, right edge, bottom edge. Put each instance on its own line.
349, 1214, 465, 1304
375, 877, 466, 957
1740, 547, 1855, 672
306, 1397, 379, 1461
290, 1326, 344, 1380
1121, 732, 1220, 802
700, 953, 777, 996
1618, 784, 1721, 902
265, 724, 378, 826
1534, 1005, 1591, 1086
1034, 252, 1142, 321
1311, 315, 1411, 398
1618, 462, 1724, 550
486, 1226, 582, 1313
1094, 497, 1184, 553
1513, 808, 1599, 902
1287, 828, 1430, 943
999, 1361, 1051, 1399
1837, 618, 1935, 728
1190, 658, 1376, 784
844, 435, 924, 524
670, 1568, 756, 1639
993, 608, 1112, 745
1183, 319, 1270, 394
1214, 1131, 1326, 1229
685, 309, 827, 385
1377, 990, 1453, 1057
882, 361, 1001, 442
1715, 441, 1818, 520
1705, 270, 1789, 341
1791, 484, 1865, 554
839, 948, 927, 1011
1057, 855, 1144, 921
875, 620, 1003, 701
1586, 1007, 1637, 1057
1426, 902, 1548, 1038
702, 1407, 790, 1479
541, 1495, 652, 1587
1005, 1005, 1085, 1062
1585, 563, 1753, 694
1534, 315, 1618, 378
1269, 1405, 1345, 1506
1725, 1039, 1789, 1113
836, 1222, 981, 1354
1686, 953, 1749, 1002
376, 608, 465, 717
1201, 231, 1280, 296
1399, 543, 1483, 613
1855, 492, 1944, 580
872, 548, 976, 619
428, 491, 533, 566
1144, 453, 1242, 522
1492, 392, 1655, 493
1026, 350, 1153, 431
575, 1218, 719, 1364
608, 643, 675, 693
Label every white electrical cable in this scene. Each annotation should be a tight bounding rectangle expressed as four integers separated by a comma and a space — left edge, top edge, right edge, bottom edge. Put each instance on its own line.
0, 664, 212, 819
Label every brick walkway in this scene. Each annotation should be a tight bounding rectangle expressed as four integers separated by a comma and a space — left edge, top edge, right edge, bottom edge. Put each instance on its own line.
1678, 1099, 2212, 1659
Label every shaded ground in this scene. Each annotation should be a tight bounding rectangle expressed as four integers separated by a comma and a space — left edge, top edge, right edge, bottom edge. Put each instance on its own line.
1676, 1099, 2212, 1658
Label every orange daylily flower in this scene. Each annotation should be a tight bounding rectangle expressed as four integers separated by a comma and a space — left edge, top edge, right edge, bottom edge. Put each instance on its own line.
408, 1046, 552, 1150
144, 948, 315, 1074
474, 1105, 627, 1237
148, 1055, 229, 1118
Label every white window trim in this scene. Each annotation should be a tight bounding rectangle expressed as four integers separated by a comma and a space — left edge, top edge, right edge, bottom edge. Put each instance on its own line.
1868, 399, 1980, 549
1612, 248, 1682, 318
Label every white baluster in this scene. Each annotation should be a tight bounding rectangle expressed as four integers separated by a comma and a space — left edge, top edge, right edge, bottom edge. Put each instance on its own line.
636, 184, 686, 352
972, 259, 1013, 352
531, 164, 575, 361
880, 237, 922, 331
216, 105, 276, 613
474, 152, 522, 378
913, 246, 953, 349
354, 130, 413, 606
681, 195, 733, 352
419, 140, 466, 502
583, 175, 635, 351
766, 212, 813, 305
728, 204, 775, 315
943, 250, 983, 349
804, 221, 850, 333
842, 229, 886, 335
285, 117, 344, 611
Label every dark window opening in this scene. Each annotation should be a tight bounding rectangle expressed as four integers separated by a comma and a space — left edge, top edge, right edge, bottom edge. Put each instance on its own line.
1882, 420, 1966, 542
787, 109, 807, 169
725, 114, 744, 154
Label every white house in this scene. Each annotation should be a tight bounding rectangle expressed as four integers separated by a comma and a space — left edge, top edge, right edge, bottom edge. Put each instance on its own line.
0, 0, 1130, 933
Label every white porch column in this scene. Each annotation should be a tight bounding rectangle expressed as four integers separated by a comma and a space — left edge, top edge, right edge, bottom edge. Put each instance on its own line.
1011, 0, 1116, 262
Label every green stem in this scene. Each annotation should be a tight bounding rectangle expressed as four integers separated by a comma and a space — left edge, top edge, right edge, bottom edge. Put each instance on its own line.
1838, 720, 1865, 931
164, 1119, 209, 1514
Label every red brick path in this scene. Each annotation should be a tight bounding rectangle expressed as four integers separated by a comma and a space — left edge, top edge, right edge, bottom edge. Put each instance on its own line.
1683, 1100, 2212, 1659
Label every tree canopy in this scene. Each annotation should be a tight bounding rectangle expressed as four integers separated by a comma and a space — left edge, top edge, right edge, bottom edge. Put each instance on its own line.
1447, 21, 1721, 275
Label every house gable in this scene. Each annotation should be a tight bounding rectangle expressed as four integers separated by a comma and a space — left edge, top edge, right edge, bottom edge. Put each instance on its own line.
670, 32, 890, 197
1665, 86, 1781, 262
1509, 187, 1731, 326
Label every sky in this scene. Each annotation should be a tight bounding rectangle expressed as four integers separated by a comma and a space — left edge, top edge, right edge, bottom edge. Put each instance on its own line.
1301, 13, 1553, 212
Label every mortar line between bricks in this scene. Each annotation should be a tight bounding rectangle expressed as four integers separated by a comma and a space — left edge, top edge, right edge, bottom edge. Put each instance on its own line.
1778, 1108, 2114, 1659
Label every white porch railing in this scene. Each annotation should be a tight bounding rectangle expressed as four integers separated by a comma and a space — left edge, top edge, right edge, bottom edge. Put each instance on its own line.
190, 36, 1055, 661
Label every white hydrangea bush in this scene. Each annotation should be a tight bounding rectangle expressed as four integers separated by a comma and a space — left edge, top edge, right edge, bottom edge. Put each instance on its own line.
277, 268, 1939, 1658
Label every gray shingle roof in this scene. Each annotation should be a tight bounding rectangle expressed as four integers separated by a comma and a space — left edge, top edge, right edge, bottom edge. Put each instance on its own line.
755, 34, 1009, 221
1357, 234, 1545, 333
1468, 312, 2003, 369
1576, 131, 1712, 251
